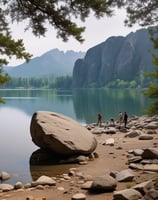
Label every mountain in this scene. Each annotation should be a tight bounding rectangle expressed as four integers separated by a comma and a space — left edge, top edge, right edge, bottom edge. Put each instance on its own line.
4, 48, 85, 78
72, 27, 155, 88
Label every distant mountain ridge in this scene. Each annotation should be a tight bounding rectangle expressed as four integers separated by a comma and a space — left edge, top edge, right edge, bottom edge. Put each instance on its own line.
4, 48, 85, 78
72, 27, 155, 88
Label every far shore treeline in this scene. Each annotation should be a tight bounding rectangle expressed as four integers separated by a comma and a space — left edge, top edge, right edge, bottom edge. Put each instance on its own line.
1, 74, 152, 90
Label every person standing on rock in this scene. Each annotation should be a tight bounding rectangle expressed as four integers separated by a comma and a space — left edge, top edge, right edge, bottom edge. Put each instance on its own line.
124, 112, 128, 128
97, 112, 102, 127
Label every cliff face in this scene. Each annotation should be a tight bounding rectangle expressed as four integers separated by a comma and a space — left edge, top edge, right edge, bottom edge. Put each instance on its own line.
72, 28, 154, 88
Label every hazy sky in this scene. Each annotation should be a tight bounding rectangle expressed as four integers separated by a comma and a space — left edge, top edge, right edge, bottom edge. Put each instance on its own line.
9, 9, 141, 66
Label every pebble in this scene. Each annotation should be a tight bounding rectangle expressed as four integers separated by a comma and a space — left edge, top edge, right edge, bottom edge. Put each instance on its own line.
71, 193, 86, 200
57, 187, 65, 191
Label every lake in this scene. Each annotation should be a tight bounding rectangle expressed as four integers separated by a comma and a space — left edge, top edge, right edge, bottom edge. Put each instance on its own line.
0, 89, 150, 184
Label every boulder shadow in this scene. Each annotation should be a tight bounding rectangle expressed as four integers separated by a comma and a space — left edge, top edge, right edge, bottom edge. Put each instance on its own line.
29, 149, 79, 181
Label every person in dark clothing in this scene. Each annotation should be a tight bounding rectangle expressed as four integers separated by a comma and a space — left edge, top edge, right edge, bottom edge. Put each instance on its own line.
97, 112, 102, 127
124, 112, 128, 128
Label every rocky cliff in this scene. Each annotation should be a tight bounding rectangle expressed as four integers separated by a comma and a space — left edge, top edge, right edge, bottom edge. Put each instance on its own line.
72, 27, 154, 88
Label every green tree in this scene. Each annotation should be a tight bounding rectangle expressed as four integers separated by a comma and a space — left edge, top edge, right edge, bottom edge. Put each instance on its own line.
129, 80, 137, 88
0, 5, 32, 65
144, 29, 158, 115
0, 67, 10, 102
122, 1, 158, 27
4, 0, 117, 42
143, 69, 158, 115
0, 5, 32, 89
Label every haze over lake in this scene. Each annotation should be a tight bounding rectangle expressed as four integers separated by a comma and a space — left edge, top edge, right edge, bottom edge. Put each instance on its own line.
0, 89, 150, 184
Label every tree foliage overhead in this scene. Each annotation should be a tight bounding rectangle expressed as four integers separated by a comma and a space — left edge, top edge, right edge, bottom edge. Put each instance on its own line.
123, 0, 158, 27
0, 5, 32, 67
4, 0, 116, 42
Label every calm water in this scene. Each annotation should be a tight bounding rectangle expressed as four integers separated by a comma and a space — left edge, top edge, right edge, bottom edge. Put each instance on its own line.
0, 89, 150, 184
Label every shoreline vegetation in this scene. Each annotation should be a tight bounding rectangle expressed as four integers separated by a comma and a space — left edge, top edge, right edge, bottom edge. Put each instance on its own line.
0, 114, 158, 200
1, 75, 151, 90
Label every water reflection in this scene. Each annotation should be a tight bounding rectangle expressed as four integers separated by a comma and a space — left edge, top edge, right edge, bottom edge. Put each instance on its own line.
0, 107, 36, 184
72, 89, 149, 124
29, 149, 70, 165
29, 149, 79, 181
30, 163, 77, 181
0, 89, 76, 118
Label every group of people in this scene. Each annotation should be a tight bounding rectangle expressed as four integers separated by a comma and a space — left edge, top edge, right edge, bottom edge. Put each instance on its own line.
97, 111, 128, 129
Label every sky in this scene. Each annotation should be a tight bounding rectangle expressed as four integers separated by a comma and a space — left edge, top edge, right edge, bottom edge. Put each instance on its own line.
9, 9, 142, 66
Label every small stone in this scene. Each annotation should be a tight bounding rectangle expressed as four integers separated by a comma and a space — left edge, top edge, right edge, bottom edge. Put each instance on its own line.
0, 171, 10, 181
24, 183, 32, 189
133, 149, 144, 156
0, 183, 14, 192
128, 156, 142, 164
139, 134, 153, 140
69, 170, 76, 176
105, 138, 114, 146
93, 152, 99, 158
116, 146, 122, 150
71, 193, 86, 200
125, 131, 140, 138
36, 185, 45, 190
91, 174, 117, 192
63, 174, 71, 180
57, 187, 65, 191
143, 164, 158, 172
146, 130, 157, 134
116, 169, 134, 182
15, 181, 23, 189
79, 161, 88, 165
129, 163, 143, 170
32, 175, 56, 186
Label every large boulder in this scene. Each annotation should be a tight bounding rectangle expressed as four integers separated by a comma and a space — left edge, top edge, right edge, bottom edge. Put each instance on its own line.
30, 111, 97, 156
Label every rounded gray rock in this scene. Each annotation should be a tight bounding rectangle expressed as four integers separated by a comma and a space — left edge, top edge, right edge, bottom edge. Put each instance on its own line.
30, 111, 97, 156
90, 174, 117, 192
72, 193, 86, 200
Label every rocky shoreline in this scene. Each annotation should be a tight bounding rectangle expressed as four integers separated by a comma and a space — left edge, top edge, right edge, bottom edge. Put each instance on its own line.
0, 114, 158, 200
